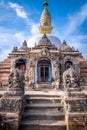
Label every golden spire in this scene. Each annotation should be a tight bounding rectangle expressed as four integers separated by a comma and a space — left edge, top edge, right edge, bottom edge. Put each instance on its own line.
39, 0, 53, 34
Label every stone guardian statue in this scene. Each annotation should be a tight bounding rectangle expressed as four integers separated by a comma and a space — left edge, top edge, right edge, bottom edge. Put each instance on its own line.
63, 64, 80, 91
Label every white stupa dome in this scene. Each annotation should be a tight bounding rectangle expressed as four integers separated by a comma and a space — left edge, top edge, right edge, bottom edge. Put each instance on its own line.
27, 34, 61, 48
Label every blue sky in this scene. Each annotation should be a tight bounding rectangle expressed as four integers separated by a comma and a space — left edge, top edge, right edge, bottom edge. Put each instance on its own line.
0, 0, 87, 61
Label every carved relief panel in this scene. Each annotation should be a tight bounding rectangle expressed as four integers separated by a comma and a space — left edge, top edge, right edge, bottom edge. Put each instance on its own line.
27, 58, 35, 84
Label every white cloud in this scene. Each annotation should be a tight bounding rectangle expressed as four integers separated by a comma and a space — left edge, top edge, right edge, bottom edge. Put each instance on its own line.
0, 27, 28, 47
65, 3, 87, 35
14, 32, 28, 43
30, 23, 39, 36
52, 3, 87, 59
0, 49, 11, 61
27, 23, 42, 48
0, 27, 29, 61
0, 2, 40, 61
0, 23, 41, 61
8, 2, 35, 26
9, 2, 28, 20
53, 25, 87, 59
65, 35, 87, 59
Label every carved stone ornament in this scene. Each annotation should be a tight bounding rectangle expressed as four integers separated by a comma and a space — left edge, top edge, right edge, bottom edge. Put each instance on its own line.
41, 48, 50, 57
63, 65, 80, 90
1, 98, 23, 112
30, 59, 35, 67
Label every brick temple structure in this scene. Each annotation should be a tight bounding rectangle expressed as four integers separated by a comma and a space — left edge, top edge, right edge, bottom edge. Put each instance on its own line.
0, 1, 87, 130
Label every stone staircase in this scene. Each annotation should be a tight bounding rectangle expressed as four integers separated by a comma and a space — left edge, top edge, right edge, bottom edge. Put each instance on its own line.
19, 90, 67, 130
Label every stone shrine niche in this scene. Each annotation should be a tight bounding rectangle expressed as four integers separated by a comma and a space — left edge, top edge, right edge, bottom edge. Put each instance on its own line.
60, 56, 80, 76
14, 58, 27, 72
59, 56, 80, 88
65, 61, 73, 69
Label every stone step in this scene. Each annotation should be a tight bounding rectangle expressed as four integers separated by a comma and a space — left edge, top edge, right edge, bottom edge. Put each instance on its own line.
35, 86, 52, 90
25, 108, 64, 113
25, 97, 62, 104
25, 103, 63, 111
22, 111, 65, 120
19, 120, 66, 130
25, 108, 63, 114
27, 87, 59, 92
25, 90, 64, 98
25, 94, 61, 98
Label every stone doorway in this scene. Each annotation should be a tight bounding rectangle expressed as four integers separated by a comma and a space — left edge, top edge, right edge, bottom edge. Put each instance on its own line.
37, 59, 51, 82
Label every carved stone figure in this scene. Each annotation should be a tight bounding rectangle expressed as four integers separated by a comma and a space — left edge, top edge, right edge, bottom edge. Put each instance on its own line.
63, 64, 80, 90
8, 66, 25, 89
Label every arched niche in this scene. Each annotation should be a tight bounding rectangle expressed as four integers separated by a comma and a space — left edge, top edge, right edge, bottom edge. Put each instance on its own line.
14, 58, 27, 72
60, 56, 80, 82
64, 56, 80, 73
65, 61, 73, 69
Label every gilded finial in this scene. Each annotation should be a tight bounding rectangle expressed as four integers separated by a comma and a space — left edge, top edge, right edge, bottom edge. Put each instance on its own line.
43, 0, 48, 8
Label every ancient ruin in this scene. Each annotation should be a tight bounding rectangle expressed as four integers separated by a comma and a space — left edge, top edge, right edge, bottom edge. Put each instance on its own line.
0, 1, 87, 130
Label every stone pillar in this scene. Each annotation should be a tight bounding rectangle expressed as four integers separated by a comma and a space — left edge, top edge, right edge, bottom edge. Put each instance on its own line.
52, 60, 60, 89
28, 58, 35, 87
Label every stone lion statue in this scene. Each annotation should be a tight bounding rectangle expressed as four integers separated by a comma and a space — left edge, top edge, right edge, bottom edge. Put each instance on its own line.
63, 64, 80, 91
8, 65, 25, 88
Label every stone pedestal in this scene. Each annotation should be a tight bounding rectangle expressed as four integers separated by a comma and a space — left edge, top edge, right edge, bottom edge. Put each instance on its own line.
0, 88, 24, 130
63, 89, 87, 130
